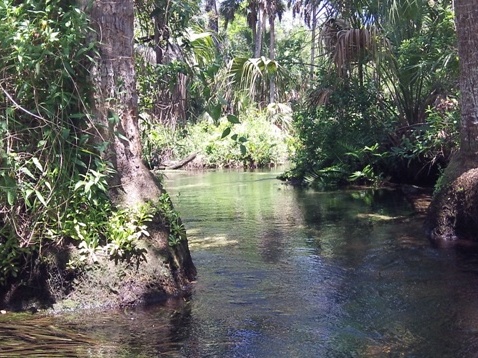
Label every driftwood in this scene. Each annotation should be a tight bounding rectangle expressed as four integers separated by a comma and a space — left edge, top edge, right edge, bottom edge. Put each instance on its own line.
164, 153, 197, 169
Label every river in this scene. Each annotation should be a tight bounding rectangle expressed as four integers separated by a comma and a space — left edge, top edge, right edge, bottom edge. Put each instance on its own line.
2, 169, 478, 357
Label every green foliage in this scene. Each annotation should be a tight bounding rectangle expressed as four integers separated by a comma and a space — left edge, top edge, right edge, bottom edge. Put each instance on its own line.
104, 206, 150, 264
285, 1, 459, 188
229, 56, 285, 103
142, 106, 291, 168
153, 193, 185, 247
390, 2, 458, 126
289, 79, 459, 188
0, 0, 98, 283
289, 75, 391, 188
274, 27, 310, 101
221, 14, 253, 57
135, 0, 200, 41
389, 102, 459, 169
0, 0, 168, 284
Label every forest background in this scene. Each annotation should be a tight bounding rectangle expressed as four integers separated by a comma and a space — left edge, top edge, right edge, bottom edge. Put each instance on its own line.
0, 0, 460, 308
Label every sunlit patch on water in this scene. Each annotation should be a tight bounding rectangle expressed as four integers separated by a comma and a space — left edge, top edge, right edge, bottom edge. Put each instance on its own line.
187, 235, 239, 249
356, 212, 405, 221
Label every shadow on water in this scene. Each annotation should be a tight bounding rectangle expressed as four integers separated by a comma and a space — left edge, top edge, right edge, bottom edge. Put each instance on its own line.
3, 169, 478, 357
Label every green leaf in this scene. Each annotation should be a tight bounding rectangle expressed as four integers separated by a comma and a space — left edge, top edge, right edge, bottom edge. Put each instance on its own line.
231, 134, 238, 141
95, 141, 109, 154
208, 104, 222, 122
35, 190, 47, 207
63, 61, 75, 76
32, 157, 43, 172
221, 127, 231, 139
240, 144, 247, 156
115, 131, 130, 142
108, 112, 120, 125
24, 189, 34, 207
227, 114, 240, 124
20, 167, 35, 179
61, 128, 70, 139
7, 190, 15, 206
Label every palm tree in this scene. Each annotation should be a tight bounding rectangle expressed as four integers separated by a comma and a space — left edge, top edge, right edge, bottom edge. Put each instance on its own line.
267, 0, 285, 102
425, 0, 478, 241
220, 0, 259, 56
288, 0, 325, 78
308, 0, 456, 127
220, 0, 276, 58
220, 0, 285, 104
205, 0, 219, 34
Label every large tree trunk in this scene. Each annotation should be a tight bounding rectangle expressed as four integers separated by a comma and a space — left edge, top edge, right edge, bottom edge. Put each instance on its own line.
425, 0, 478, 241
79, 0, 196, 307
88, 1, 159, 207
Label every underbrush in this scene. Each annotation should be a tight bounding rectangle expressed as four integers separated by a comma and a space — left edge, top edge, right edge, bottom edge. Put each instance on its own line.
283, 80, 459, 189
141, 107, 293, 169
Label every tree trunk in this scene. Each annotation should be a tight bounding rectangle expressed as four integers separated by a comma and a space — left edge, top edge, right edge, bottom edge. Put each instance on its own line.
81, 0, 196, 306
269, 12, 276, 104
254, 2, 265, 58
310, 4, 318, 79
425, 0, 478, 241
153, 15, 165, 65
205, 0, 219, 35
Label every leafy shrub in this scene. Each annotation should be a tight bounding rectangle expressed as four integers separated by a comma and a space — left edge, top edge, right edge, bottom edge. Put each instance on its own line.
287, 77, 391, 188
387, 101, 459, 184
287, 84, 460, 188
0, 0, 99, 283
142, 106, 292, 169
0, 0, 159, 284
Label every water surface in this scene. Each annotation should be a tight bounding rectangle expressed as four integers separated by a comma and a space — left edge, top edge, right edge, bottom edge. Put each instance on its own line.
2, 169, 478, 357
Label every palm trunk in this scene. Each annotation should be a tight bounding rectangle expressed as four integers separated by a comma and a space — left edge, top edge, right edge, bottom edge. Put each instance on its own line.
205, 0, 219, 45
310, 4, 318, 79
456, 2, 478, 154
254, 2, 265, 58
425, 0, 478, 241
269, 13, 276, 104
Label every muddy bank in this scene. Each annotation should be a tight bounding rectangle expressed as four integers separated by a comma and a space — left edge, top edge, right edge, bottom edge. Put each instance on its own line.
0, 233, 196, 313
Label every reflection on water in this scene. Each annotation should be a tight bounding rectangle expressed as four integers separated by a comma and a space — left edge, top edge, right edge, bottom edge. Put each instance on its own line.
3, 169, 478, 357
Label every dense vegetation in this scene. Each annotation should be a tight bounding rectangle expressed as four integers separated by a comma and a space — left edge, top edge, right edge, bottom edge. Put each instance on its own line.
0, 0, 192, 306
0, 0, 463, 300
133, 0, 459, 186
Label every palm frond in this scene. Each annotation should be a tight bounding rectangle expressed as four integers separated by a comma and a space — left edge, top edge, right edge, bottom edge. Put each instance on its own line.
229, 56, 285, 99
220, 0, 243, 27
308, 87, 333, 107
185, 30, 216, 67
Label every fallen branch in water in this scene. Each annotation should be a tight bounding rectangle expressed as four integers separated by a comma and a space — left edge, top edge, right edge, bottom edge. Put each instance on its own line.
162, 153, 197, 170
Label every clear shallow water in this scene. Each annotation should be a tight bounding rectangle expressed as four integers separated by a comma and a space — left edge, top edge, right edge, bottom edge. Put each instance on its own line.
3, 169, 478, 357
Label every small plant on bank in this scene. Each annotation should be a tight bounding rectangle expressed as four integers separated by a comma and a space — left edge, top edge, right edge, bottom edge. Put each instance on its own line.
66, 191, 186, 267
153, 193, 186, 247
390, 104, 459, 171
